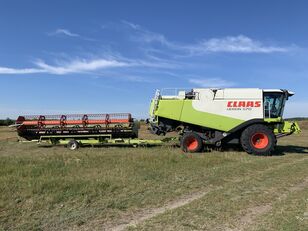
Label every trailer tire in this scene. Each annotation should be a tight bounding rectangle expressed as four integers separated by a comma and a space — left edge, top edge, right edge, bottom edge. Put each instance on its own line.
240, 124, 276, 155
67, 140, 79, 150
181, 132, 203, 153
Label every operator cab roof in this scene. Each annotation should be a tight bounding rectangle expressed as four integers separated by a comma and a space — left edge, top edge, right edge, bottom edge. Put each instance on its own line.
263, 89, 295, 96
194, 88, 295, 96
204, 88, 295, 96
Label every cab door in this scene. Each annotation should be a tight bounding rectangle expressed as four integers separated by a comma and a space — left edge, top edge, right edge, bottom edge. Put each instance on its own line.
263, 92, 285, 118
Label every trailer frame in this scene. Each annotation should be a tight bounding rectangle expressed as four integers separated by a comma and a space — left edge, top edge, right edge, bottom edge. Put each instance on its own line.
38, 134, 175, 150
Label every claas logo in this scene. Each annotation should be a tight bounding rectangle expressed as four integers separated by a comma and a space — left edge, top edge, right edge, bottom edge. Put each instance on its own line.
227, 101, 261, 108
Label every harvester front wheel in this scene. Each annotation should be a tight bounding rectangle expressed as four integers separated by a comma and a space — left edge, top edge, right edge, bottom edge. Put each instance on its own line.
241, 124, 276, 155
181, 132, 203, 153
67, 140, 79, 150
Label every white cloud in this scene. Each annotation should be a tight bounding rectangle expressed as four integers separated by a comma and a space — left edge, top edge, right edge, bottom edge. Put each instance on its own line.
123, 21, 172, 47
49, 28, 80, 37
0, 67, 45, 74
121, 20, 141, 30
189, 78, 235, 88
0, 58, 130, 75
0, 56, 176, 76
123, 21, 290, 54
191, 35, 288, 54
0, 22, 294, 78
34, 59, 128, 75
48, 28, 97, 41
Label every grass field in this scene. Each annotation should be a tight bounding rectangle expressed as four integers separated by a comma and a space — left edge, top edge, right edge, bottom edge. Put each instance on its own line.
0, 123, 307, 231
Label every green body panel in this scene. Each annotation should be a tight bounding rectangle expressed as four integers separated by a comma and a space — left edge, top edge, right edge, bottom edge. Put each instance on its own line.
155, 100, 245, 131
263, 118, 301, 135
39, 135, 165, 146
154, 99, 184, 121
264, 117, 282, 123
274, 121, 301, 135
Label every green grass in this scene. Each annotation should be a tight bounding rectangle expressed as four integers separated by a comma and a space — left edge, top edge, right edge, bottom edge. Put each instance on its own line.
0, 125, 307, 230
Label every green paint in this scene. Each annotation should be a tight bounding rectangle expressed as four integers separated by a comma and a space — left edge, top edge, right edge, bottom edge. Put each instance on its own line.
274, 121, 301, 134
156, 100, 184, 121
155, 100, 244, 131
264, 118, 301, 135
181, 101, 244, 131
39, 136, 165, 146
264, 118, 282, 123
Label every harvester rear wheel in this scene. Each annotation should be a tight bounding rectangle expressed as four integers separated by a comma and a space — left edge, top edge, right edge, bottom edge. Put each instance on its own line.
181, 132, 203, 153
67, 140, 79, 150
240, 124, 276, 155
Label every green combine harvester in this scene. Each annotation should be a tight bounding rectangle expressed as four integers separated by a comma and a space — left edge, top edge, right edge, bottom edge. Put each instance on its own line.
14, 88, 300, 155
149, 88, 300, 155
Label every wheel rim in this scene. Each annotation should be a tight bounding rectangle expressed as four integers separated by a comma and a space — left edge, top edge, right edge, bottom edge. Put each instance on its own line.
70, 143, 77, 150
251, 133, 269, 149
185, 137, 198, 151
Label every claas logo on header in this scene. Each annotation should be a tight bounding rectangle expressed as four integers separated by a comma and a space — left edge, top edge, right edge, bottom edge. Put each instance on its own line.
227, 101, 262, 108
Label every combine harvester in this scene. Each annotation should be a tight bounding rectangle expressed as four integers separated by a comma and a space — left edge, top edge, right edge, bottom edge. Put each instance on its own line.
15, 113, 165, 150
149, 88, 301, 155
15, 88, 300, 155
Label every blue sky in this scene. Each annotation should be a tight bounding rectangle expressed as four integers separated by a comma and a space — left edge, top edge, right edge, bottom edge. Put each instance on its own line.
1, 0, 308, 119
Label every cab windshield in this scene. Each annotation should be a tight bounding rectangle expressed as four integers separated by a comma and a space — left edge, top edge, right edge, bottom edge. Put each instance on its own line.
264, 92, 285, 118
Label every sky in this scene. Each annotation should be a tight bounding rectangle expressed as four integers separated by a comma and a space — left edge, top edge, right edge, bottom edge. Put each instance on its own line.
0, 0, 308, 119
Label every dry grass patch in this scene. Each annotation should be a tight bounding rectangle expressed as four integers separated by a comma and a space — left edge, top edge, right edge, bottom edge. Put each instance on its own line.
0, 126, 307, 230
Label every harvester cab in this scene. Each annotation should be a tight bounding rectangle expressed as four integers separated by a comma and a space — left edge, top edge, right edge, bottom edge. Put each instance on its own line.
263, 89, 293, 119
149, 88, 300, 155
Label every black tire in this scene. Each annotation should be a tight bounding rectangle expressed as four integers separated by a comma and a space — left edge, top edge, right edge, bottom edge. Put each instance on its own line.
181, 132, 203, 153
67, 140, 79, 150
240, 124, 276, 155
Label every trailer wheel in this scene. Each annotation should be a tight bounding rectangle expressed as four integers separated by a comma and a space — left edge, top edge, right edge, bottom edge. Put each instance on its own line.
181, 132, 203, 153
240, 124, 276, 155
67, 140, 79, 150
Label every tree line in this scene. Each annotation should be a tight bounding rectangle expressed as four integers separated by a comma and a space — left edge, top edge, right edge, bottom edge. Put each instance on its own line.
0, 118, 15, 126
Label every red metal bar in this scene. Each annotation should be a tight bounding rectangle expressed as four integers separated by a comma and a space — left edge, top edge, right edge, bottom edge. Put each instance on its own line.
20, 113, 132, 127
